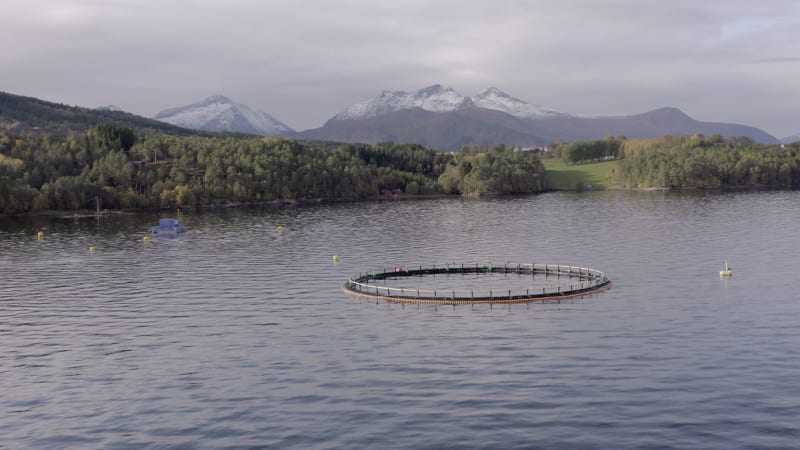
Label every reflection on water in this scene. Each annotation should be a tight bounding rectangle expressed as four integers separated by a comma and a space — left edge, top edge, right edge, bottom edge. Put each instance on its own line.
2, 190, 800, 448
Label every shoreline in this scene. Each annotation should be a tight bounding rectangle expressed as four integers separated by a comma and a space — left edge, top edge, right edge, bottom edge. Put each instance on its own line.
5, 185, 797, 218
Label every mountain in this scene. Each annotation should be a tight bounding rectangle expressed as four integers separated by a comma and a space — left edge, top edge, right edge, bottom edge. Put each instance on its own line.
299, 86, 780, 150
301, 108, 548, 150
329, 84, 561, 122
525, 107, 779, 144
781, 133, 800, 144
330, 84, 475, 121
154, 95, 294, 136
472, 87, 564, 118
0, 91, 191, 135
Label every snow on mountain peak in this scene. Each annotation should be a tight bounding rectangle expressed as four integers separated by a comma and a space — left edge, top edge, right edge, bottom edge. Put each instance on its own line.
332, 85, 563, 122
473, 88, 564, 118
193, 94, 233, 106
154, 95, 293, 135
479, 87, 509, 97
332, 84, 474, 121
417, 84, 450, 96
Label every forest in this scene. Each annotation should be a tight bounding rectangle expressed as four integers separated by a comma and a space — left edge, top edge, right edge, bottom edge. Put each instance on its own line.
437, 144, 547, 195
608, 134, 800, 188
0, 90, 190, 135
5, 122, 800, 215
0, 125, 548, 214
557, 136, 622, 164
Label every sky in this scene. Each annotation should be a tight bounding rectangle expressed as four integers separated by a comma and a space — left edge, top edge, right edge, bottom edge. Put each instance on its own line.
1, 0, 799, 137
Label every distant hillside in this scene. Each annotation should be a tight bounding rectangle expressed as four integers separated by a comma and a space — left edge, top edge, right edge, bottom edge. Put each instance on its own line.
526, 107, 780, 144
300, 85, 780, 150
782, 133, 800, 144
0, 91, 191, 135
299, 108, 549, 149
299, 106, 779, 151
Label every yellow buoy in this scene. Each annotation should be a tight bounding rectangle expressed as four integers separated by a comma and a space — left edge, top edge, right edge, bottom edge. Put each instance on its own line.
333, 255, 340, 262
37, 231, 44, 240
143, 236, 152, 241
89, 246, 96, 252
277, 226, 285, 233
720, 260, 732, 277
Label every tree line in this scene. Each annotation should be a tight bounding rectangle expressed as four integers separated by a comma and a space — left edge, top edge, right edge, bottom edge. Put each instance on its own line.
0, 125, 549, 214
555, 136, 623, 164
7, 124, 797, 214
0, 90, 190, 135
438, 144, 547, 195
608, 134, 800, 188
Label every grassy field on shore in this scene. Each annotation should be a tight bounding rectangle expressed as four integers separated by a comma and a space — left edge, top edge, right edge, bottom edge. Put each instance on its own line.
542, 159, 617, 190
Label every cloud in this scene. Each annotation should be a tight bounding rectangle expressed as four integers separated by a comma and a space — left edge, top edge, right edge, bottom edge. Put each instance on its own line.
0, 0, 798, 136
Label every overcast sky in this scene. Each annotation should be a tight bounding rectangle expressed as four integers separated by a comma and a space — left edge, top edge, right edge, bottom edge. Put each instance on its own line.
1, 0, 798, 137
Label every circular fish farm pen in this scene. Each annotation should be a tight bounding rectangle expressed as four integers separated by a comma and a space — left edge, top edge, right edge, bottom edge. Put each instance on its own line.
343, 262, 612, 305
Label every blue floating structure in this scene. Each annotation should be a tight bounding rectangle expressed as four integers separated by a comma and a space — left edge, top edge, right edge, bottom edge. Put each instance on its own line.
151, 218, 188, 236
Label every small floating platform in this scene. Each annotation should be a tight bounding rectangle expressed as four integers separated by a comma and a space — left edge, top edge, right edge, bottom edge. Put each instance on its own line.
720, 260, 732, 277
151, 218, 188, 236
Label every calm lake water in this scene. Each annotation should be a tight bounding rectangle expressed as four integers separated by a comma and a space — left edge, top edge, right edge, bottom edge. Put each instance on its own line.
2, 190, 800, 449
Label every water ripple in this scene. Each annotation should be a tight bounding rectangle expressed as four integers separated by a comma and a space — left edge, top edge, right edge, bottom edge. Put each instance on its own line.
2, 192, 800, 448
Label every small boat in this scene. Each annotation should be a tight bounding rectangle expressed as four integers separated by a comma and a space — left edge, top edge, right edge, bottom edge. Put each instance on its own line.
151, 218, 188, 236
720, 260, 732, 277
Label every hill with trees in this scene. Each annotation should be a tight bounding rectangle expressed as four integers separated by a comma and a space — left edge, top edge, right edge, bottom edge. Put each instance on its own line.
438, 145, 547, 195
608, 135, 800, 188
0, 125, 549, 214
0, 91, 192, 135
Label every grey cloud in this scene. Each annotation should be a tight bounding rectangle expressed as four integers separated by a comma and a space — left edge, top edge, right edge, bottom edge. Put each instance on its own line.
0, 0, 798, 136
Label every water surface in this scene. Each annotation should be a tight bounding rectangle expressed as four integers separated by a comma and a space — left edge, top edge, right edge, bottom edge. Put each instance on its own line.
2, 190, 799, 448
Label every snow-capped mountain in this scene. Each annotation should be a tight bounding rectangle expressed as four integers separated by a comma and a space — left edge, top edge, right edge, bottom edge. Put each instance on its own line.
472, 87, 564, 118
154, 95, 293, 135
300, 104, 779, 151
331, 84, 475, 121
330, 85, 563, 122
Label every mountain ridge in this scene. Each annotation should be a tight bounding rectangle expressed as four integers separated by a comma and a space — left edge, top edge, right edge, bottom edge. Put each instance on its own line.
154, 95, 294, 136
330, 84, 564, 122
329, 84, 475, 122
0, 89, 782, 149
781, 133, 800, 144
526, 107, 778, 144
0, 91, 192, 135
472, 87, 565, 118
299, 101, 778, 150
303, 107, 549, 150
308, 85, 778, 149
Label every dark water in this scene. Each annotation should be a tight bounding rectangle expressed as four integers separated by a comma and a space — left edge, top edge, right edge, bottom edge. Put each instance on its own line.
2, 191, 800, 449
